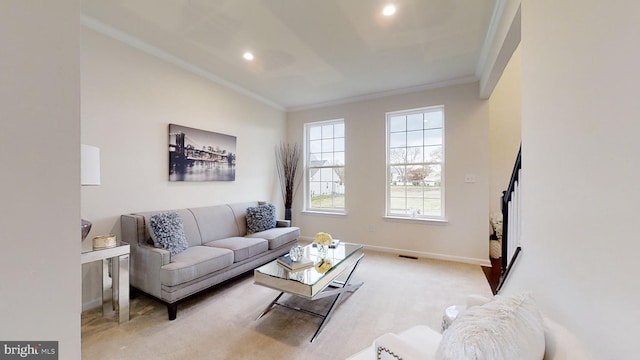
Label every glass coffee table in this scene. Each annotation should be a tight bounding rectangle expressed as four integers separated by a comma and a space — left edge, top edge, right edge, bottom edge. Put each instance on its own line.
254, 242, 364, 342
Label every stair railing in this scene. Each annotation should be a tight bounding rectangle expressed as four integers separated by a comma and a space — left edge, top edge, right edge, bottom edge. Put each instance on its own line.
497, 145, 522, 292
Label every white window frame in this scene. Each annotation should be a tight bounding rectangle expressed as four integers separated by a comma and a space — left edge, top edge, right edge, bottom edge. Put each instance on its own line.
385, 105, 445, 221
304, 119, 346, 214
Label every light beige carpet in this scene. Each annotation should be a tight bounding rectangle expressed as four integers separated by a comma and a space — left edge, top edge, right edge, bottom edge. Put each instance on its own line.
82, 249, 492, 359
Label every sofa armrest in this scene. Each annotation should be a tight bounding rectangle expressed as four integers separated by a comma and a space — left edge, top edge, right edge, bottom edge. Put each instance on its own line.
136, 243, 171, 266
276, 220, 291, 228
374, 333, 435, 360
129, 243, 171, 298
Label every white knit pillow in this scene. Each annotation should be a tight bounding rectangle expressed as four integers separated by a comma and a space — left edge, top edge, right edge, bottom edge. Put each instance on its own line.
436, 292, 545, 360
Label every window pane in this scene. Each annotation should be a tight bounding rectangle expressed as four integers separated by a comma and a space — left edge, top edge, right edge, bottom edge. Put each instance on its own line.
334, 152, 345, 165
335, 167, 345, 186
389, 149, 407, 165
426, 164, 441, 177
309, 126, 322, 140
322, 138, 334, 152
320, 168, 333, 181
424, 146, 442, 162
407, 130, 423, 146
334, 138, 344, 151
407, 165, 427, 185
389, 116, 406, 132
309, 139, 321, 154
322, 124, 334, 138
389, 197, 407, 213
424, 129, 442, 146
310, 168, 321, 182
405, 147, 423, 164
423, 198, 441, 215
321, 152, 333, 164
334, 123, 345, 137
424, 111, 443, 129
407, 113, 423, 131
389, 133, 406, 148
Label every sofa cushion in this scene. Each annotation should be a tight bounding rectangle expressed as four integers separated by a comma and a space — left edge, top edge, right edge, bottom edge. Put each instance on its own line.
148, 211, 189, 256
245, 226, 300, 249
190, 205, 241, 241
436, 292, 545, 360
160, 246, 234, 286
246, 203, 276, 234
204, 237, 268, 262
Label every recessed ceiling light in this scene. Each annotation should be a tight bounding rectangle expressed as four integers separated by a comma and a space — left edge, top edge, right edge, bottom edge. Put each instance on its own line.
243, 52, 254, 61
382, 4, 396, 16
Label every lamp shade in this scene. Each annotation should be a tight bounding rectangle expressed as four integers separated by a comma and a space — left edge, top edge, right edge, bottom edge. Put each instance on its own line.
81, 144, 101, 186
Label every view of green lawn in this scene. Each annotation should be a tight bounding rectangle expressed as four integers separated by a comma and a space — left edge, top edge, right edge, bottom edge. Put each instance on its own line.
389, 185, 441, 215
310, 194, 345, 208
310, 185, 441, 214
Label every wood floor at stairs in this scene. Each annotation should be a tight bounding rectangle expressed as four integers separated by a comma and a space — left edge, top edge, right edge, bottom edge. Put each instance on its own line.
481, 257, 501, 295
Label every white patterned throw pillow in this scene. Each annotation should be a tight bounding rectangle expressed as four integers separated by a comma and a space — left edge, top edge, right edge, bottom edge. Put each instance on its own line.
436, 292, 545, 360
148, 211, 189, 256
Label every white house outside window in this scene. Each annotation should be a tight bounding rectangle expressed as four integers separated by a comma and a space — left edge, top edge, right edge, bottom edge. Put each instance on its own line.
305, 119, 345, 213
386, 106, 444, 220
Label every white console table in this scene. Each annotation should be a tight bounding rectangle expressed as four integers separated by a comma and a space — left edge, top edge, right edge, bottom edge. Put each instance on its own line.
81, 242, 130, 323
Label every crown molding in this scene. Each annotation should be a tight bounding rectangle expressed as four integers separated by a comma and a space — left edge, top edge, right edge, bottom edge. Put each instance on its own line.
80, 15, 285, 111
286, 75, 479, 113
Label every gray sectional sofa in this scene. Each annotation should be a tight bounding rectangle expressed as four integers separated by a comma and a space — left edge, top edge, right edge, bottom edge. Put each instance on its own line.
121, 201, 300, 320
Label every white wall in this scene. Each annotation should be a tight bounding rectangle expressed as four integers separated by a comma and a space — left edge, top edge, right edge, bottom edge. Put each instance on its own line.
81, 29, 286, 309
489, 45, 522, 215
287, 83, 490, 264
502, 0, 640, 358
0, 1, 81, 358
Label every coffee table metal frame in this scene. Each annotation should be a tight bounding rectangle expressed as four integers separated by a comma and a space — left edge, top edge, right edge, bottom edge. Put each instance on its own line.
254, 243, 364, 342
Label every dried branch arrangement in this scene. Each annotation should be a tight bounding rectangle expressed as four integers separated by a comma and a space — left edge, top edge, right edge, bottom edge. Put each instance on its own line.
275, 142, 302, 217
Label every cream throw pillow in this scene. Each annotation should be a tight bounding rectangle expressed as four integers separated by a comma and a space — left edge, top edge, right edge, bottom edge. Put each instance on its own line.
436, 292, 545, 360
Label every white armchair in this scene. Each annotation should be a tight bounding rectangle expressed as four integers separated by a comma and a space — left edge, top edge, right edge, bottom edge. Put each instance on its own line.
370, 325, 441, 360
347, 293, 591, 360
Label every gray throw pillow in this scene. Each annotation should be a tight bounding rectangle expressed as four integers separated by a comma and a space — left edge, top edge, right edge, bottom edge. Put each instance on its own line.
246, 203, 276, 234
148, 211, 189, 256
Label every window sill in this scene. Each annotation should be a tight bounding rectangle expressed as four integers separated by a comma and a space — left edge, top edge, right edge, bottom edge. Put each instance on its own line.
383, 216, 448, 225
302, 210, 347, 217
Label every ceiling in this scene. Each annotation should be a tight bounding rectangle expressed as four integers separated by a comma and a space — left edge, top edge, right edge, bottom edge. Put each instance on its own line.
81, 0, 497, 111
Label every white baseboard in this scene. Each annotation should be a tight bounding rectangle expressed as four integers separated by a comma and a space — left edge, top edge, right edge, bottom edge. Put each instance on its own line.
298, 236, 492, 267
82, 298, 102, 312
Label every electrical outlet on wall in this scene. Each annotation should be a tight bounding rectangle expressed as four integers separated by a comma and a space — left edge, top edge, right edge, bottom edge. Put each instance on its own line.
464, 174, 476, 183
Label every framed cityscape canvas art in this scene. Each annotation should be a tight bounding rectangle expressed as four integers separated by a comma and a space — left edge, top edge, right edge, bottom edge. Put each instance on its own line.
169, 124, 236, 181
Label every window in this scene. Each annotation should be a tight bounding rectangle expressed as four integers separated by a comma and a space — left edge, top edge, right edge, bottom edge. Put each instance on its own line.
305, 119, 345, 213
386, 106, 444, 219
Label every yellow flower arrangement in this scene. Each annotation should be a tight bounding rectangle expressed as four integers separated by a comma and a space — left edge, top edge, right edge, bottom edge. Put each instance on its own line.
314, 258, 333, 274
314, 232, 333, 246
